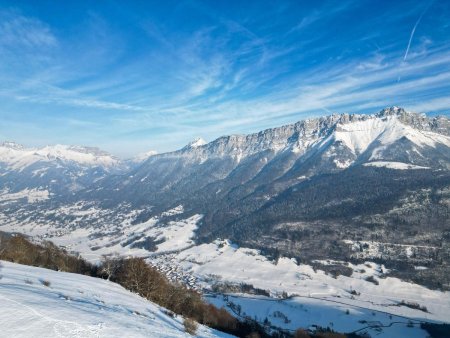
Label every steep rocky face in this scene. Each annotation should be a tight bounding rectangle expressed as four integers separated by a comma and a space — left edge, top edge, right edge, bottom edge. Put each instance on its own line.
378, 106, 450, 135
143, 107, 449, 167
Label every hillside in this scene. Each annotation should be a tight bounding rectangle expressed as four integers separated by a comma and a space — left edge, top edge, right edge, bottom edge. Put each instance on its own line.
0, 260, 232, 338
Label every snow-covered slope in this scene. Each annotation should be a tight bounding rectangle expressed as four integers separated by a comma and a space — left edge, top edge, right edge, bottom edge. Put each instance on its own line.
173, 240, 449, 322
362, 161, 430, 170
333, 112, 450, 158
0, 260, 231, 338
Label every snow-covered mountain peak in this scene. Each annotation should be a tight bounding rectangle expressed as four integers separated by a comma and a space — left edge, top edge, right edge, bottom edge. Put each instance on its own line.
0, 143, 121, 171
0, 143, 128, 196
1, 141, 24, 150
376, 106, 407, 117
334, 110, 450, 160
183, 137, 207, 150
32, 144, 121, 168
375, 106, 427, 120
373, 107, 449, 135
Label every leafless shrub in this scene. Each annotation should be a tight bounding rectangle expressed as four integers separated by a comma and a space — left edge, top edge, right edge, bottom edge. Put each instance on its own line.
183, 318, 198, 335
99, 254, 121, 280
365, 275, 379, 285
349, 289, 360, 296
399, 300, 428, 312
293, 329, 311, 338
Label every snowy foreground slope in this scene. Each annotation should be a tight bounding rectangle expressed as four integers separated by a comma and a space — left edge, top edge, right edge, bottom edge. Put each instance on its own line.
0, 260, 232, 338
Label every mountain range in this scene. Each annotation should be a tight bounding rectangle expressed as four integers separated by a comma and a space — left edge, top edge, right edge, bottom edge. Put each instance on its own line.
1, 106, 449, 289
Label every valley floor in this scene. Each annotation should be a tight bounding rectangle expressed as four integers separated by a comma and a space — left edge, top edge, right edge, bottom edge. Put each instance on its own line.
154, 240, 450, 337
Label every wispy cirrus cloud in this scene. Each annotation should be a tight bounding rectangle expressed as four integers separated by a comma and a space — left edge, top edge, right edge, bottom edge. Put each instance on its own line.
0, 10, 57, 49
15, 94, 147, 112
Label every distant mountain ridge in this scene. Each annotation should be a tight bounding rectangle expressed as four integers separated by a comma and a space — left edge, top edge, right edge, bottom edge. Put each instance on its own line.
0, 142, 121, 169
0, 142, 126, 196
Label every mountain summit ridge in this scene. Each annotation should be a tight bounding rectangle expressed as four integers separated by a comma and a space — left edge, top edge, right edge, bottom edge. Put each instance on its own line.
145, 107, 449, 170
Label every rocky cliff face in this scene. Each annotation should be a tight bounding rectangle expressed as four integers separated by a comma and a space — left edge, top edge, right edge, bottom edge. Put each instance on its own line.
149, 107, 449, 165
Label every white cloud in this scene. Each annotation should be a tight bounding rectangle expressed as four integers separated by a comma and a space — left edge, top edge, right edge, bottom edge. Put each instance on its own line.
407, 97, 450, 113
0, 11, 57, 49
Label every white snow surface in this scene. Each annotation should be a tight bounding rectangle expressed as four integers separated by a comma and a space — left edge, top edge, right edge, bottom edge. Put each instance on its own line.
207, 294, 429, 338
0, 260, 232, 338
175, 240, 448, 323
362, 161, 430, 170
334, 115, 450, 157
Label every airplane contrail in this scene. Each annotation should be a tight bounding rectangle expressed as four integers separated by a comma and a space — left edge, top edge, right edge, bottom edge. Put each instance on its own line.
403, 1, 433, 61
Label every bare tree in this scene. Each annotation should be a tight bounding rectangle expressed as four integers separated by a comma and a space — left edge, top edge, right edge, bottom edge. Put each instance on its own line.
100, 253, 120, 280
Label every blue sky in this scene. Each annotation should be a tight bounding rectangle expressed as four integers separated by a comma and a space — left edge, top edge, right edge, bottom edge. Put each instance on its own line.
0, 0, 449, 157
